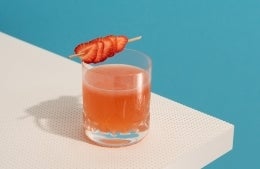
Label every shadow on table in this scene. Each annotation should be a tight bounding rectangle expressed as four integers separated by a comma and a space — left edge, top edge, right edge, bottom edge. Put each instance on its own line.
24, 95, 95, 144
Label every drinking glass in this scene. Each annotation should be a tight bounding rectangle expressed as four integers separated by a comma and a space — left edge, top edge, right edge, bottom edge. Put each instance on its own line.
82, 49, 152, 147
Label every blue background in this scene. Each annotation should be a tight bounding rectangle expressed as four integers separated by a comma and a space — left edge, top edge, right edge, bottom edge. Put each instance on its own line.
1, 0, 259, 168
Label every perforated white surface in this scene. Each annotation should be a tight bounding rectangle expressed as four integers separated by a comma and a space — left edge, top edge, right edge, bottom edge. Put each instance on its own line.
0, 32, 234, 169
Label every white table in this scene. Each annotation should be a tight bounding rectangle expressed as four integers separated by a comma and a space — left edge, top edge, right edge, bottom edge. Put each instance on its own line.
0, 32, 234, 169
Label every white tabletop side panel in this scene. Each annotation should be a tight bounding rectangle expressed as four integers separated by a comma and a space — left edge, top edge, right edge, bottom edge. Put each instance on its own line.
0, 32, 234, 169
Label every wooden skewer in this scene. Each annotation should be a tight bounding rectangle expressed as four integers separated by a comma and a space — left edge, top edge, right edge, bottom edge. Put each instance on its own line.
68, 53, 81, 59
68, 36, 142, 59
128, 36, 142, 43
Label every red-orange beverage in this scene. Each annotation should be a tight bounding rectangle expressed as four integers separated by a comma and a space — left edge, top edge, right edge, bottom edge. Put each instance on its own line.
82, 63, 151, 147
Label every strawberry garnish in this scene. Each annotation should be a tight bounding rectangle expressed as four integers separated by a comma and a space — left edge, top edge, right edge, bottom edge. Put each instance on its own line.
70, 35, 141, 64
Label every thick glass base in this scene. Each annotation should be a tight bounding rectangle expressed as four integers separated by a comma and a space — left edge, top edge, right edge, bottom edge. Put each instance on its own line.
85, 129, 149, 147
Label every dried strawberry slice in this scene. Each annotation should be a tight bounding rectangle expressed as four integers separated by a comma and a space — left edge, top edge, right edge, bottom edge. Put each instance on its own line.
93, 39, 104, 63
102, 37, 114, 58
116, 35, 128, 52
75, 42, 98, 63
106, 35, 117, 55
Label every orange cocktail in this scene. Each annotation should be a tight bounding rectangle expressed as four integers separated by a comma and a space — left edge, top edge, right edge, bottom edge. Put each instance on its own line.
82, 49, 151, 147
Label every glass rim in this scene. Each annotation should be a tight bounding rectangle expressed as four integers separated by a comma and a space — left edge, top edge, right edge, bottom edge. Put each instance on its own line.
82, 48, 151, 91
82, 48, 152, 71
